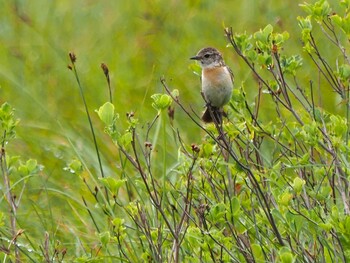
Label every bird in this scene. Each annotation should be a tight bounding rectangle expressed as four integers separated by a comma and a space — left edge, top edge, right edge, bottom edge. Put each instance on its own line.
190, 47, 234, 123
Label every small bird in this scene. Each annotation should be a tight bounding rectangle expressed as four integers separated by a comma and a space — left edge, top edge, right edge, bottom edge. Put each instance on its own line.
190, 47, 234, 123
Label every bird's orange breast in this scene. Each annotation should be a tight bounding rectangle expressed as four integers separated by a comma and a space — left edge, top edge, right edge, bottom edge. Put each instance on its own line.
202, 66, 232, 87
201, 66, 233, 107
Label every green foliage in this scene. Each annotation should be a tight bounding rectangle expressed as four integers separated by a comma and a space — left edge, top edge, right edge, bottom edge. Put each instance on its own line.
0, 102, 19, 143
1, 0, 350, 262
331, 13, 350, 37
96, 102, 116, 127
0, 104, 45, 262
64, 158, 83, 174
99, 177, 126, 196
151, 93, 173, 113
300, 0, 331, 22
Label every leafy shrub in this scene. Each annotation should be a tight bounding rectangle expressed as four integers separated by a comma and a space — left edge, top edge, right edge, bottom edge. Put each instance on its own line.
1, 0, 350, 262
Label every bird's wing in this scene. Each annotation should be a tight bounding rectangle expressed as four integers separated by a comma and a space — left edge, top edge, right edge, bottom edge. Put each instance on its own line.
227, 66, 234, 83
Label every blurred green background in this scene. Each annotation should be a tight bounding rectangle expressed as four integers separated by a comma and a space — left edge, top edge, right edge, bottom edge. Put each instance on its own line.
0, 0, 345, 257
0, 1, 307, 163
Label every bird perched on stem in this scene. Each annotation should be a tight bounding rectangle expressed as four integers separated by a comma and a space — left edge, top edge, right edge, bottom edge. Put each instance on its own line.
190, 47, 234, 123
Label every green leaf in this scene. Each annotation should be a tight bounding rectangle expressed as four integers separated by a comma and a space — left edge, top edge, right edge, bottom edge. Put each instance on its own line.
201, 142, 213, 157
99, 177, 126, 194
257, 53, 272, 67
273, 31, 289, 46
99, 231, 110, 247
96, 102, 115, 126
171, 89, 179, 98
64, 159, 83, 174
278, 247, 295, 263
281, 55, 303, 75
246, 49, 257, 62
254, 24, 274, 52
345, 216, 350, 233
263, 24, 273, 36
300, 0, 331, 22
18, 165, 28, 176
339, 64, 350, 81
230, 197, 240, 216
112, 218, 125, 228
292, 177, 305, 195
340, 0, 350, 9
297, 16, 314, 52
112, 218, 126, 234
151, 94, 172, 112
118, 131, 133, 147
331, 14, 343, 28
280, 251, 294, 263
234, 33, 253, 55
17, 159, 40, 176
278, 192, 293, 206
0, 102, 19, 142
297, 16, 313, 31
323, 246, 333, 263
208, 203, 226, 223
329, 115, 347, 137
251, 243, 264, 262
26, 159, 38, 173
319, 222, 333, 231
313, 107, 323, 122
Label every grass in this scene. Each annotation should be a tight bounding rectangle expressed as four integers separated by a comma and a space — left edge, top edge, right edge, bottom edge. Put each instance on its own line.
1, 0, 350, 262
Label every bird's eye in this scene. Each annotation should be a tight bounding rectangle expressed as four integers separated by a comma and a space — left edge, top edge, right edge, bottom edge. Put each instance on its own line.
204, 54, 210, 58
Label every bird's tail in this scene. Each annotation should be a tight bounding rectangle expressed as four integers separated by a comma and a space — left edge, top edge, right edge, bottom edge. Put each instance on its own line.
201, 107, 222, 124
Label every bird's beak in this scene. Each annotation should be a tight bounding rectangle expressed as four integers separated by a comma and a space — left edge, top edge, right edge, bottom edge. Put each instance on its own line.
190, 55, 201, 60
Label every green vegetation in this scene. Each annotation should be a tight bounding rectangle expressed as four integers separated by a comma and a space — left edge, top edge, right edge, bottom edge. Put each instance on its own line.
1, 0, 350, 262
